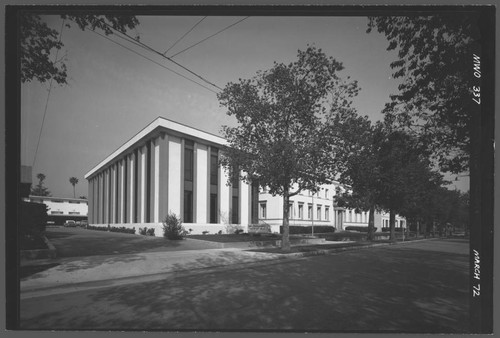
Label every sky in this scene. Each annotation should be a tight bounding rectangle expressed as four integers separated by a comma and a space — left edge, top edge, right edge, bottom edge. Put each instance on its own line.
20, 14, 470, 198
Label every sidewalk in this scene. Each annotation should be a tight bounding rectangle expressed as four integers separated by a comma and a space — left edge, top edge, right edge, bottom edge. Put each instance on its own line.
20, 237, 437, 299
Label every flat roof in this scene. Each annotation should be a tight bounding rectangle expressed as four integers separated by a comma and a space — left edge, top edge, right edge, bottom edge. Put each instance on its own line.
84, 117, 227, 179
29, 195, 88, 203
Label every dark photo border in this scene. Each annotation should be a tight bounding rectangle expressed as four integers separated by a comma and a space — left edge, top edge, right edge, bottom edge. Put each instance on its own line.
4, 4, 495, 334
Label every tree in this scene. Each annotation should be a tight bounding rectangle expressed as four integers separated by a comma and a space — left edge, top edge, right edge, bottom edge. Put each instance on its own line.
376, 129, 445, 240
31, 173, 51, 196
331, 111, 383, 241
367, 15, 479, 174
20, 13, 139, 85
69, 177, 79, 198
218, 46, 360, 251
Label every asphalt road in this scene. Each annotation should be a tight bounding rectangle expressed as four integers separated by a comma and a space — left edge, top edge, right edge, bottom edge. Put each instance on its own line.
20, 239, 469, 333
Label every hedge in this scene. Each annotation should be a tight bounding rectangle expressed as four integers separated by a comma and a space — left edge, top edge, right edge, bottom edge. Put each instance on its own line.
87, 225, 136, 234
381, 227, 404, 232
345, 226, 377, 233
280, 225, 336, 234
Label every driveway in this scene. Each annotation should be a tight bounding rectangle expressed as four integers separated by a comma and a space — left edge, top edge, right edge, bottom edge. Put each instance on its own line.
44, 227, 218, 258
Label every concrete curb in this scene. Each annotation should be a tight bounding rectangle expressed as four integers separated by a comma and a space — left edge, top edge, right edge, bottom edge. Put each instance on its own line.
186, 236, 325, 249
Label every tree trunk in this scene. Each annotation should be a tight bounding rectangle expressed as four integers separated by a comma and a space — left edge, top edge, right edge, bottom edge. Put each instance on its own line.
389, 209, 396, 241
367, 205, 375, 241
416, 220, 419, 239
281, 190, 291, 252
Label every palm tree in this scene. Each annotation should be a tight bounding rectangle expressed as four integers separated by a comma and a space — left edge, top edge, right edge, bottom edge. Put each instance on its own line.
69, 177, 79, 198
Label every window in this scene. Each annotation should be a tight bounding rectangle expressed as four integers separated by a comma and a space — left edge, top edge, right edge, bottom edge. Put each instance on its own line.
210, 148, 218, 185
317, 206, 322, 220
69, 211, 80, 215
210, 193, 218, 223
259, 202, 267, 219
325, 207, 329, 221
184, 140, 194, 182
288, 203, 294, 219
209, 147, 219, 224
231, 167, 240, 224
298, 204, 304, 219
69, 200, 80, 204
184, 139, 194, 223
231, 196, 239, 224
183, 190, 193, 223
52, 200, 63, 203
308, 204, 313, 219
51, 211, 63, 214
325, 189, 329, 199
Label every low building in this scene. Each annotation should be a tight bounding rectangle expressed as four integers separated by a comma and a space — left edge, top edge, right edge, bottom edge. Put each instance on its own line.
25, 195, 88, 225
84, 117, 259, 236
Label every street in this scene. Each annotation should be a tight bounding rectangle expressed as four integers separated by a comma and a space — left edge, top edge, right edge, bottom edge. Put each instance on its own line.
20, 239, 469, 332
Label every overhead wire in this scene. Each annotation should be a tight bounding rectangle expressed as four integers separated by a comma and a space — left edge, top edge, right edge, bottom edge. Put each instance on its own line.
97, 19, 223, 90
169, 17, 250, 58
163, 16, 207, 56
33, 18, 66, 168
87, 29, 219, 94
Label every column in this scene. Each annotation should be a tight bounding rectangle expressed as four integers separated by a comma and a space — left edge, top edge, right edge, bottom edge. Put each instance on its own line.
158, 133, 169, 222
138, 145, 147, 223
168, 136, 182, 216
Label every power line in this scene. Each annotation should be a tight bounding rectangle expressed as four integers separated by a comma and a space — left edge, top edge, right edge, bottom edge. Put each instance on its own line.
88, 29, 219, 94
169, 17, 250, 58
97, 19, 223, 90
163, 16, 207, 56
33, 18, 66, 168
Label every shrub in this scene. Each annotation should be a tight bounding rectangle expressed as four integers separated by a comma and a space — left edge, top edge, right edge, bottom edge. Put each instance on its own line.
279, 225, 336, 234
225, 222, 243, 235
163, 213, 187, 240
139, 227, 156, 236
381, 227, 403, 232
234, 229, 244, 234
87, 225, 136, 234
202, 231, 209, 235
345, 226, 377, 233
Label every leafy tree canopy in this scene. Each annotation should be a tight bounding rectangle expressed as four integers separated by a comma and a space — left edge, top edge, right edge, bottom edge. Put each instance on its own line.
367, 14, 479, 174
20, 13, 139, 85
219, 46, 360, 197
31, 173, 51, 196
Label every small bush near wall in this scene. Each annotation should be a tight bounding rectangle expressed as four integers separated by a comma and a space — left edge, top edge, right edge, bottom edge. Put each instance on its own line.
20, 201, 48, 238
139, 227, 156, 236
279, 225, 336, 234
345, 226, 377, 233
163, 213, 187, 240
87, 225, 136, 234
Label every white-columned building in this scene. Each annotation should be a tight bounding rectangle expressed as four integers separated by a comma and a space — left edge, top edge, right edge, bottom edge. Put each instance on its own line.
84, 117, 259, 236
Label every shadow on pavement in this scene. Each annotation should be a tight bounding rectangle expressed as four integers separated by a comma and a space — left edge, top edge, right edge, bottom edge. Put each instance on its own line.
21, 244, 469, 332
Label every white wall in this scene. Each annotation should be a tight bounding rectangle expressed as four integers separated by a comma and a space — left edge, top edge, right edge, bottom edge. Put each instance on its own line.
168, 136, 182, 216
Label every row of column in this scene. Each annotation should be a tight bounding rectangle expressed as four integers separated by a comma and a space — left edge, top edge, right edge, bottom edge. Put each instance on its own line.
88, 133, 253, 226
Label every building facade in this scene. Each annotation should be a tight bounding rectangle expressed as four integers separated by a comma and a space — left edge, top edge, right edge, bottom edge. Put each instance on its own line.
84, 117, 258, 236
259, 183, 406, 233
25, 195, 88, 225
